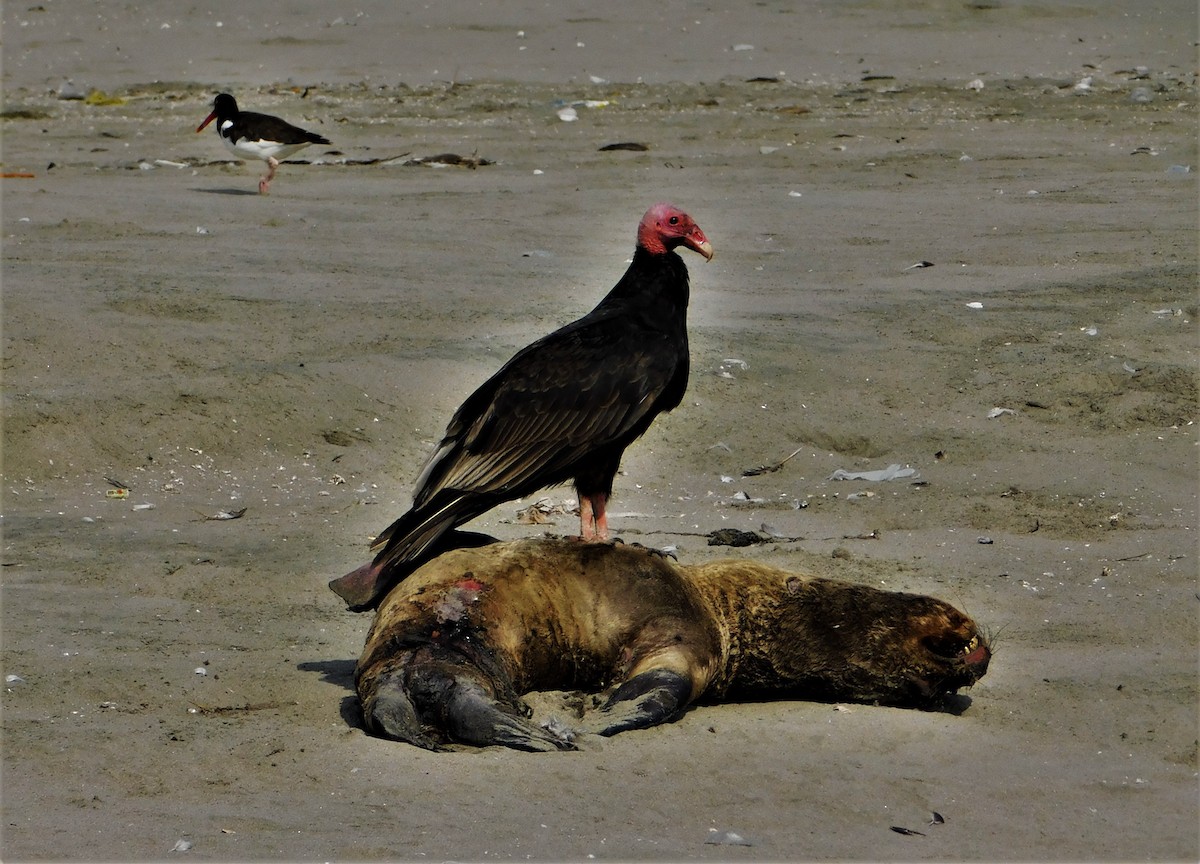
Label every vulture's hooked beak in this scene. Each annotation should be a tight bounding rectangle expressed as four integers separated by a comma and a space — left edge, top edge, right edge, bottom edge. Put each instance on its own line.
689, 234, 715, 262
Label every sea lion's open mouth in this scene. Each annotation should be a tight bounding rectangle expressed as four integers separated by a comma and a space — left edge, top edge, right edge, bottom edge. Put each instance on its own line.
912, 630, 991, 701
922, 631, 990, 667
958, 634, 991, 669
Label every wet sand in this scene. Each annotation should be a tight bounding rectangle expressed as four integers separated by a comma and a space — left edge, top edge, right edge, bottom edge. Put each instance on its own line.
2, 1, 1198, 860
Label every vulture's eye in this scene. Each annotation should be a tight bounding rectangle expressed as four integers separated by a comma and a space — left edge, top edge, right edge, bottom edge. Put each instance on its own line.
669, 216, 679, 225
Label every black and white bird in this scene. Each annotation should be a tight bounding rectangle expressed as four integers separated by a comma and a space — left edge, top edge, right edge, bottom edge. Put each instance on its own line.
196, 93, 330, 194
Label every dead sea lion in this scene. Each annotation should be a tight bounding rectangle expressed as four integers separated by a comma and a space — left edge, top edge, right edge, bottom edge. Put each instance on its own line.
355, 538, 990, 751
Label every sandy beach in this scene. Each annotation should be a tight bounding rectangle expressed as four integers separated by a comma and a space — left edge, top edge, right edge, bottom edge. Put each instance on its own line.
2, 1, 1197, 860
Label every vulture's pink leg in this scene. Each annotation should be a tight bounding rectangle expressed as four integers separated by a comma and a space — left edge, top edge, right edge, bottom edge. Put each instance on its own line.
578, 492, 609, 541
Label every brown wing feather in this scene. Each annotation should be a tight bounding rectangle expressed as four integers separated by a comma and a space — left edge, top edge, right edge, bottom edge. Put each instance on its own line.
413, 317, 679, 506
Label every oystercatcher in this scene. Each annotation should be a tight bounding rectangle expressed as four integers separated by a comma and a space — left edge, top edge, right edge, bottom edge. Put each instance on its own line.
196, 93, 330, 194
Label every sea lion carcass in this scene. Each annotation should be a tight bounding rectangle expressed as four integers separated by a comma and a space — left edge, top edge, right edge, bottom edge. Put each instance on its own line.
354, 538, 990, 751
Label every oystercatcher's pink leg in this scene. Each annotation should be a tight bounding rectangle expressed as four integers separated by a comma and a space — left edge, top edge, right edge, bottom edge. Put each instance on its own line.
259, 156, 279, 195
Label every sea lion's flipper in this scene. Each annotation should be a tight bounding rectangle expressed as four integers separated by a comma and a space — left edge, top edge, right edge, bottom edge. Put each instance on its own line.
361, 666, 446, 751
589, 668, 693, 736
330, 529, 499, 612
362, 644, 576, 752
440, 680, 577, 752
329, 559, 387, 612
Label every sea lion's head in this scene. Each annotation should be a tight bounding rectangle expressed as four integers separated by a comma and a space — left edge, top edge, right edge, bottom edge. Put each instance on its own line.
865, 589, 991, 706
739, 576, 991, 709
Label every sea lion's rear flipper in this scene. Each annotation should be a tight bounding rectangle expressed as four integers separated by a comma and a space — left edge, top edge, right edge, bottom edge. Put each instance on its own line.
360, 645, 576, 752
361, 666, 446, 751
589, 668, 694, 736
439, 680, 577, 752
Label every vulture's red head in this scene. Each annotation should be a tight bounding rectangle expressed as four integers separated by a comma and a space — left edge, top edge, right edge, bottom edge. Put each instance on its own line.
637, 203, 714, 261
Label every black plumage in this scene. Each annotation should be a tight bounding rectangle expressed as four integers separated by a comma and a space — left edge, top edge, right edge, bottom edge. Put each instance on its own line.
330, 203, 712, 611
196, 93, 330, 193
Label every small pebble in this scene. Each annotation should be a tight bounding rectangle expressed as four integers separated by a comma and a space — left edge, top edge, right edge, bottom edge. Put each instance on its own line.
706, 829, 753, 846
57, 81, 88, 100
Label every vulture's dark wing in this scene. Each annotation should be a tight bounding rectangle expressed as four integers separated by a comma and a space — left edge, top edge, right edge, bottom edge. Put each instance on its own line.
411, 308, 684, 510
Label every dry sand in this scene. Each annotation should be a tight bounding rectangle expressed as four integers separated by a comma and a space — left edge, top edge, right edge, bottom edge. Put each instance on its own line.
2, 1, 1198, 860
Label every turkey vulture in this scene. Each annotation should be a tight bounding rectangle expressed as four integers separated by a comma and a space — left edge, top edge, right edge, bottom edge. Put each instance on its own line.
330, 202, 713, 611
196, 93, 330, 194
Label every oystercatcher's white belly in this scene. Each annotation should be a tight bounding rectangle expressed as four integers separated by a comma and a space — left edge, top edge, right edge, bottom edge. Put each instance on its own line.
220, 124, 309, 163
